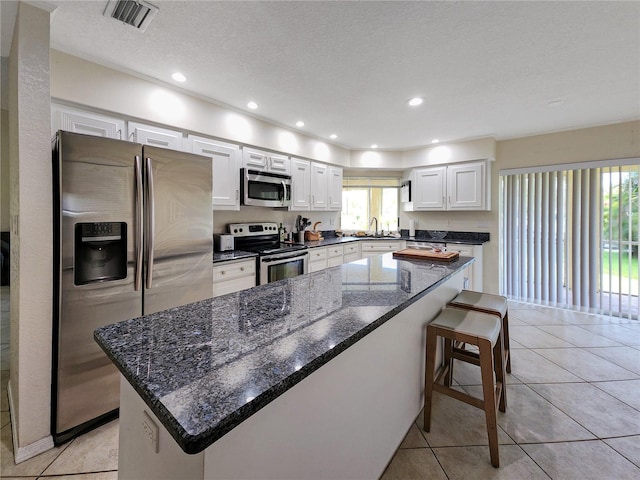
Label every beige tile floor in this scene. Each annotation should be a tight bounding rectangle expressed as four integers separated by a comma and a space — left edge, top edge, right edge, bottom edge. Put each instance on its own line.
1, 288, 639, 479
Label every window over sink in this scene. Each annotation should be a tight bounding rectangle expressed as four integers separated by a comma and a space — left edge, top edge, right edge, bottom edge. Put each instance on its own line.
341, 177, 400, 233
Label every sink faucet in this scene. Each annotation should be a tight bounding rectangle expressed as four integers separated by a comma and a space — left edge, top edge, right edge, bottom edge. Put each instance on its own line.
370, 217, 378, 236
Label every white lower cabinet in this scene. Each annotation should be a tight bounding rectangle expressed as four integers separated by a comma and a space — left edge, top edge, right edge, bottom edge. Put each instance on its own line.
343, 242, 361, 263
360, 240, 406, 258
445, 244, 483, 291
212, 258, 256, 297
327, 245, 344, 267
308, 247, 328, 272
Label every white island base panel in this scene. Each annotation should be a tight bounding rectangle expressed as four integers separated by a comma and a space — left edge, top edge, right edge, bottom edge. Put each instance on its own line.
118, 273, 463, 480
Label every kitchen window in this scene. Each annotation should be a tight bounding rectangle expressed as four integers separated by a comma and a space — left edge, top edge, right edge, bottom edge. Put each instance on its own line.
341, 177, 400, 233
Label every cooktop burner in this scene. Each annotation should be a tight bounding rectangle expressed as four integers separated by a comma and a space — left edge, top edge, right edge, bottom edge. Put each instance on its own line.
228, 222, 307, 256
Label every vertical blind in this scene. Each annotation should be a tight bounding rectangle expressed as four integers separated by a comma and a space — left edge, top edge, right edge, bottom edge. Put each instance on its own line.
500, 160, 639, 319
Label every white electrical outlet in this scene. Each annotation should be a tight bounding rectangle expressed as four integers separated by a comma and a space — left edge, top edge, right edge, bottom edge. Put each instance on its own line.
142, 410, 159, 453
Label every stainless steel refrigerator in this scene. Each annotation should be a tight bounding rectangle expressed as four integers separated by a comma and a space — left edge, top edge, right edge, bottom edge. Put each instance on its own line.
52, 130, 213, 443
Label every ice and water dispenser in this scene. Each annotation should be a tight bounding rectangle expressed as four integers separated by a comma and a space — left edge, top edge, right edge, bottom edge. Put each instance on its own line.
74, 222, 127, 285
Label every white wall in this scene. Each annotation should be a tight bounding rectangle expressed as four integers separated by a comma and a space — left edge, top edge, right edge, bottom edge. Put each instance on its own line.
402, 137, 496, 168
50, 50, 351, 167
8, 1, 54, 460
347, 137, 495, 171
213, 208, 340, 236
1, 108, 9, 231
481, 121, 640, 294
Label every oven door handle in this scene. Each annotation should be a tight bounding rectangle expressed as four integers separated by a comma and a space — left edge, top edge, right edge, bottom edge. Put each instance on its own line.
261, 251, 309, 263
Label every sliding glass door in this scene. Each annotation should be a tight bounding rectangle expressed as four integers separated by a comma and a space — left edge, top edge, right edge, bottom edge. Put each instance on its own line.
500, 160, 638, 319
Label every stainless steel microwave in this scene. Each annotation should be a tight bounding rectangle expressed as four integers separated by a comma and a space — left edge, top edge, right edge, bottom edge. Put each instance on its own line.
241, 168, 292, 207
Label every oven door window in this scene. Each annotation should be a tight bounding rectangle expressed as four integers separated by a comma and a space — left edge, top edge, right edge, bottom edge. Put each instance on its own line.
268, 258, 305, 283
248, 180, 285, 201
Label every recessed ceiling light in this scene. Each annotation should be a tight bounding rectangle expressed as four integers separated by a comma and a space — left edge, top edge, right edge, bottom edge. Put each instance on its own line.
296, 121, 305, 127
247, 101, 258, 109
171, 72, 186, 82
330, 134, 337, 140
407, 97, 424, 107
431, 139, 440, 144
371, 144, 378, 149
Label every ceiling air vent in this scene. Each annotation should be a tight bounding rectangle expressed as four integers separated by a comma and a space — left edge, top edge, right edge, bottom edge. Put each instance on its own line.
103, 0, 158, 32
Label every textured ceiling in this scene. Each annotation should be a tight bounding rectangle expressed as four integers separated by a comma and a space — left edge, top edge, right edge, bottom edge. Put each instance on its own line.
6, 1, 640, 149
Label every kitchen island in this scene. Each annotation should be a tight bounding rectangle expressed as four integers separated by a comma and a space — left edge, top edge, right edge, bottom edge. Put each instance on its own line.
95, 253, 473, 479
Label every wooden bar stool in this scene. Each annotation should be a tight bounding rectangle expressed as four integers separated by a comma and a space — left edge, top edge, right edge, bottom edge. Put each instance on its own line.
424, 307, 507, 468
448, 290, 511, 373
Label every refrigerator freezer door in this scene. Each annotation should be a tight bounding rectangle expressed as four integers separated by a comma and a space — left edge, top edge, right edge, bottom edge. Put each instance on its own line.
142, 146, 213, 315
54, 132, 142, 439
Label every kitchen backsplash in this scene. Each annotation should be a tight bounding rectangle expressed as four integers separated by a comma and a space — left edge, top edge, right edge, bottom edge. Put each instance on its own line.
399, 229, 490, 242
213, 208, 341, 234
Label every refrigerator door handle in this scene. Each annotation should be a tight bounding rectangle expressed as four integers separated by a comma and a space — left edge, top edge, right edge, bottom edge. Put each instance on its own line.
134, 156, 143, 291
145, 157, 155, 289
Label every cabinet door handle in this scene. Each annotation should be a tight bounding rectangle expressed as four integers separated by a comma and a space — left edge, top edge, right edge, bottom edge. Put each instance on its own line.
221, 270, 225, 275
240, 267, 244, 271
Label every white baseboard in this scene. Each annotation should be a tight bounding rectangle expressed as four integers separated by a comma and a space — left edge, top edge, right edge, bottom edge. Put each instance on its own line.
7, 382, 55, 464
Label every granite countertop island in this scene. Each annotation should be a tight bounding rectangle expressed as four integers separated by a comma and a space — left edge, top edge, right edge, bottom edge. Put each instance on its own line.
95, 253, 473, 479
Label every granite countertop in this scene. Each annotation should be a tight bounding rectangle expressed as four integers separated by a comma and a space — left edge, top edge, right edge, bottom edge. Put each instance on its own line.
95, 253, 473, 455
213, 250, 258, 263
303, 231, 489, 248
211, 231, 488, 263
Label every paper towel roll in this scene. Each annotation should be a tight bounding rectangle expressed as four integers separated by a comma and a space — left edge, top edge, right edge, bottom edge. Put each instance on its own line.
409, 219, 415, 237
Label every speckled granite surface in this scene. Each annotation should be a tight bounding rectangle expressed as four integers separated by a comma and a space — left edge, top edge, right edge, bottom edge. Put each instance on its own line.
399, 229, 490, 244
213, 250, 258, 263
94, 253, 473, 455
303, 232, 488, 249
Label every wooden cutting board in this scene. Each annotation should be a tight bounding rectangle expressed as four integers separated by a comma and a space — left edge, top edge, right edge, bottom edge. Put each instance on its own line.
392, 248, 460, 262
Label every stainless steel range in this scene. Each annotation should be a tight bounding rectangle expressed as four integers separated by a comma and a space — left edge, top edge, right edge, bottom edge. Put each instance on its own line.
229, 222, 309, 285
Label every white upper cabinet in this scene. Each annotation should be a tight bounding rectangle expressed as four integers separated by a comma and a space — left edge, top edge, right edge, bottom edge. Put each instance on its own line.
328, 166, 343, 210
311, 162, 329, 210
189, 135, 241, 210
407, 160, 490, 211
128, 122, 184, 150
242, 147, 290, 174
269, 152, 290, 174
290, 160, 342, 212
414, 166, 446, 210
290, 158, 311, 210
52, 104, 125, 139
447, 161, 486, 210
